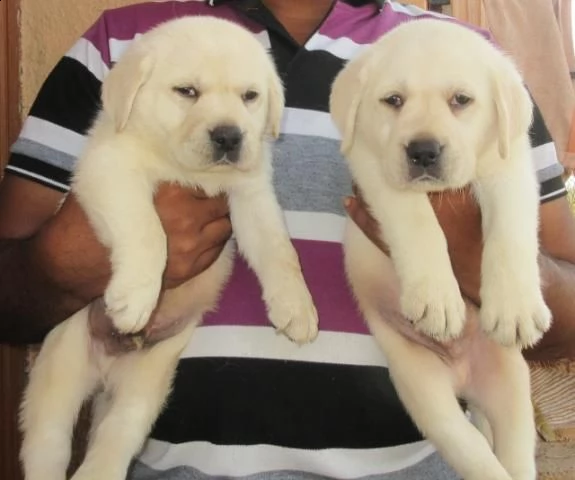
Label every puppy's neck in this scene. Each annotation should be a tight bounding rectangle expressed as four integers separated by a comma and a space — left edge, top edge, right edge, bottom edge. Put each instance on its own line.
263, 0, 334, 45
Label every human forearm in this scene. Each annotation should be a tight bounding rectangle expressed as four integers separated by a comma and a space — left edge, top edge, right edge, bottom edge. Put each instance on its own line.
523, 255, 575, 360
445, 218, 575, 360
0, 238, 103, 344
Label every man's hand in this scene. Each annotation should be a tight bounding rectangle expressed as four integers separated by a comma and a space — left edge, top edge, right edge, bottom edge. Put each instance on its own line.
23, 183, 231, 345
344, 186, 575, 361
34, 183, 232, 301
155, 184, 232, 289
344, 185, 483, 300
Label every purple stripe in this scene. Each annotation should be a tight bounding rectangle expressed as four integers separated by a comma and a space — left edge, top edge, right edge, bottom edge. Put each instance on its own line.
320, 1, 491, 45
82, 2, 265, 67
203, 239, 370, 335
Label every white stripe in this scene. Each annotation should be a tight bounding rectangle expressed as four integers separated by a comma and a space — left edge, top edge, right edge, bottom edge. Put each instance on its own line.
532, 142, 559, 170
139, 439, 436, 478
281, 107, 341, 140
65, 37, 110, 81
181, 325, 387, 367
254, 30, 272, 51
109, 37, 141, 63
284, 210, 345, 243
4, 166, 70, 191
540, 187, 567, 202
306, 32, 368, 60
109, 31, 270, 64
19, 117, 87, 159
386, 1, 450, 19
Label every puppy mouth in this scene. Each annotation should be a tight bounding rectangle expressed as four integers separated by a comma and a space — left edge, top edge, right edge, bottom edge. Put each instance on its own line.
407, 164, 443, 183
209, 149, 255, 172
212, 149, 241, 165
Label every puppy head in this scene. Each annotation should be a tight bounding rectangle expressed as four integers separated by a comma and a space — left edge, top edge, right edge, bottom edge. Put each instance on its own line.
330, 19, 532, 192
102, 16, 285, 172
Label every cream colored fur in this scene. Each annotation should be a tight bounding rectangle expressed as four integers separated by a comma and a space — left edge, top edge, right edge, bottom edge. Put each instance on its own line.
20, 16, 318, 480
330, 19, 551, 480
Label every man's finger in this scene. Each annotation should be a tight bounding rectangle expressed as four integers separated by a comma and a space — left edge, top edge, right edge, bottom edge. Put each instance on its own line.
344, 196, 370, 232
198, 215, 232, 241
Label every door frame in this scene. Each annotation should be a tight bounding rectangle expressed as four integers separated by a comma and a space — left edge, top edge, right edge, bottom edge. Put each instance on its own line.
0, 0, 21, 168
0, 2, 26, 480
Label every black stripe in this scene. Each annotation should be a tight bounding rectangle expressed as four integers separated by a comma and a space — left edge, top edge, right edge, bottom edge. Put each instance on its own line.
529, 103, 553, 148
150, 357, 422, 449
7, 153, 72, 189
4, 169, 68, 193
540, 175, 567, 204
541, 189, 567, 204
28, 56, 102, 136
284, 50, 345, 113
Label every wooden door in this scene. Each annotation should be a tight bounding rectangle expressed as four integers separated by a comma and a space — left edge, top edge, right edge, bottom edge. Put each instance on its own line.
1, 1, 26, 480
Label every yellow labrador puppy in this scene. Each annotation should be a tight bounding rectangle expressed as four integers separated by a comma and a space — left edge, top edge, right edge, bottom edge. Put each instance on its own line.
20, 16, 318, 480
330, 19, 551, 480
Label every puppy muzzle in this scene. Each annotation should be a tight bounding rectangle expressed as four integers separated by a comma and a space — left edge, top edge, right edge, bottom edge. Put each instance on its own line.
210, 124, 243, 164
405, 139, 444, 182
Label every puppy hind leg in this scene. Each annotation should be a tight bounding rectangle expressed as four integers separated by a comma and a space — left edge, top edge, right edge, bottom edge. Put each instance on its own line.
70, 323, 196, 480
20, 310, 99, 480
367, 317, 512, 480
467, 346, 537, 480
468, 405, 494, 449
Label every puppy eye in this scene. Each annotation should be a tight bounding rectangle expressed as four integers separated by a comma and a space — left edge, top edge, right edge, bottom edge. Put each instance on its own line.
173, 86, 199, 99
242, 90, 259, 102
381, 94, 404, 109
449, 93, 473, 108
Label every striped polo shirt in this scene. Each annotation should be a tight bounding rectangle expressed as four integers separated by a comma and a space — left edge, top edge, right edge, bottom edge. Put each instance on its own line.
8, 1, 566, 479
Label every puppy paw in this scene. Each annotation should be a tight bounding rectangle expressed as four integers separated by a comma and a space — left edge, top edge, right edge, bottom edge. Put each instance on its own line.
266, 281, 319, 345
400, 274, 466, 341
104, 276, 162, 334
480, 284, 551, 348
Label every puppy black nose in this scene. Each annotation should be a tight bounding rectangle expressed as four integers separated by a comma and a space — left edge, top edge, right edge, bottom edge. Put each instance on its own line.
210, 125, 243, 153
405, 140, 442, 167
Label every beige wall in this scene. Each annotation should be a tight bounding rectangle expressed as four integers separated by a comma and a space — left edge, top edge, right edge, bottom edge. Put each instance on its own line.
20, 0, 143, 114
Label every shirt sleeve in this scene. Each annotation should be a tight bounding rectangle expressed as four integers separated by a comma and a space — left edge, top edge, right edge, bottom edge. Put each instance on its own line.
5, 13, 112, 192
529, 102, 567, 203
472, 22, 567, 203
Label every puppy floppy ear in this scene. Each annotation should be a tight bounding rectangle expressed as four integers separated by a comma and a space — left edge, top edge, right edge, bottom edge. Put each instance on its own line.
492, 55, 533, 160
102, 44, 154, 132
266, 68, 285, 139
330, 49, 373, 155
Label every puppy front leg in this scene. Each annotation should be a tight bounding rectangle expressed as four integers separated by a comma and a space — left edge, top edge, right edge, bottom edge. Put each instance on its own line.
228, 179, 318, 344
473, 149, 551, 347
73, 148, 166, 334
356, 173, 465, 340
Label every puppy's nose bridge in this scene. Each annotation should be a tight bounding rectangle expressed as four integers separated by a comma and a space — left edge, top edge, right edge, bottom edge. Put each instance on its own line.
405, 139, 443, 167
209, 125, 243, 152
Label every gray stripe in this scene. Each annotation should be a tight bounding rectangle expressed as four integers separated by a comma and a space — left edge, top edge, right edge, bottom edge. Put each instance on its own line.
273, 134, 561, 214
11, 137, 77, 171
536, 163, 564, 183
12, 132, 560, 207
272, 134, 352, 216
128, 452, 459, 480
